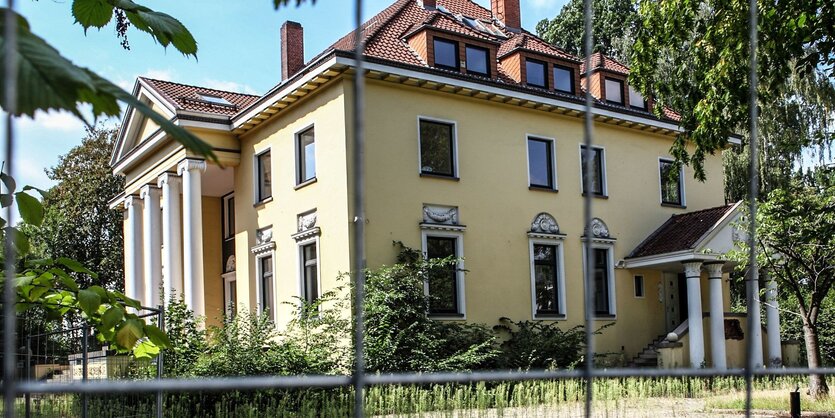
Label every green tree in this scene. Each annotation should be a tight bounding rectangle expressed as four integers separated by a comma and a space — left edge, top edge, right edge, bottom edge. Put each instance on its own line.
730, 167, 835, 398
631, 0, 835, 180
28, 126, 125, 291
535, 0, 639, 64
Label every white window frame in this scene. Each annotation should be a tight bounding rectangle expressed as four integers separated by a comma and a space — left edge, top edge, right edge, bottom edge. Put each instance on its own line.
526, 134, 558, 190
604, 77, 624, 105
634, 275, 645, 298
222, 272, 237, 317
578, 144, 608, 196
253, 147, 273, 204
420, 229, 466, 319
529, 237, 567, 320
296, 235, 322, 308
254, 251, 276, 321
416, 116, 459, 178
581, 242, 617, 318
294, 122, 317, 186
658, 157, 686, 207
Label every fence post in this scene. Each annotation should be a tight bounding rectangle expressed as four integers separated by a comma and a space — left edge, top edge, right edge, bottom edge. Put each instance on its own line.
790, 390, 800, 418
156, 306, 164, 418
82, 323, 88, 418
25, 335, 31, 418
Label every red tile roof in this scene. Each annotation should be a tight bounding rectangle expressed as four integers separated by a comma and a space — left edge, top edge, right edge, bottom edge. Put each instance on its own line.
626, 204, 738, 259
580, 51, 630, 75
498, 32, 578, 61
139, 77, 260, 117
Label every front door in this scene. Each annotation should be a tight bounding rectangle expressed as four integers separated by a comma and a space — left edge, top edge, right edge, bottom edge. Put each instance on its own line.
664, 272, 688, 330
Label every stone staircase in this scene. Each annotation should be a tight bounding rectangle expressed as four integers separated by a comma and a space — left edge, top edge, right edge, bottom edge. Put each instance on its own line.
628, 334, 667, 367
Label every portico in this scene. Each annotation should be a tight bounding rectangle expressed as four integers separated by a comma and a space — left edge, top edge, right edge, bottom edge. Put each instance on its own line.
624, 202, 782, 369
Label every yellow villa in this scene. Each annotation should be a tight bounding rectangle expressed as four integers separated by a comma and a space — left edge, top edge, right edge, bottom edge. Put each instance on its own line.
109, 0, 792, 369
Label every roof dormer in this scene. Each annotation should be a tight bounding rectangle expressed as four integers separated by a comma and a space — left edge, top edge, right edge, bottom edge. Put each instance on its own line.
497, 34, 582, 96
405, 24, 499, 78
581, 52, 653, 111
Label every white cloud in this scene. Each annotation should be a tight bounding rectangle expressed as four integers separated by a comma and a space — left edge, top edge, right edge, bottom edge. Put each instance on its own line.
18, 110, 85, 133
202, 79, 260, 95
143, 68, 176, 81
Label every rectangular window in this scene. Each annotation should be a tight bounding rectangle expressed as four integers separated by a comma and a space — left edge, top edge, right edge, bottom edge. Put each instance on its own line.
593, 248, 611, 315
259, 255, 275, 320
634, 275, 645, 298
526, 59, 547, 88
553, 65, 574, 93
419, 119, 456, 177
297, 126, 316, 184
465, 45, 489, 76
604, 78, 624, 105
224, 274, 237, 318
580, 145, 605, 196
256, 150, 272, 202
528, 137, 555, 189
629, 85, 646, 109
433, 38, 459, 70
301, 242, 319, 305
426, 236, 459, 315
222, 194, 235, 240
660, 159, 683, 205
533, 244, 560, 316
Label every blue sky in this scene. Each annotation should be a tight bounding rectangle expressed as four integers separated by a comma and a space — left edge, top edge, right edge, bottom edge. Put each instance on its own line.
5, 0, 566, 190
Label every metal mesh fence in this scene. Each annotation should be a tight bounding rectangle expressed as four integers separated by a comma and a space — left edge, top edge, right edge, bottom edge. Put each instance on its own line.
2, 0, 835, 417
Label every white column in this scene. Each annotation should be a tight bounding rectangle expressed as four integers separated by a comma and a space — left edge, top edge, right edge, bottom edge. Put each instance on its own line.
683, 261, 705, 368
765, 272, 783, 367
140, 185, 162, 308
705, 263, 727, 370
748, 274, 764, 368
158, 173, 183, 305
124, 196, 144, 305
178, 159, 206, 317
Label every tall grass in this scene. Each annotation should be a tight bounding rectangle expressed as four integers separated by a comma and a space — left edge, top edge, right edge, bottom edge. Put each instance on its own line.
4, 375, 805, 417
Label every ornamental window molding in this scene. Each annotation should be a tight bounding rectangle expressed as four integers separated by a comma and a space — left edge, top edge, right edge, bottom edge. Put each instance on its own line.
292, 210, 321, 242
420, 204, 466, 232
582, 217, 615, 243
251, 226, 275, 255
528, 212, 565, 240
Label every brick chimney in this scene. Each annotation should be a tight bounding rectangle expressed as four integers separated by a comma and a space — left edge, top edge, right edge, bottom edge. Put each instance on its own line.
491, 0, 521, 32
281, 21, 305, 81
420, 0, 436, 9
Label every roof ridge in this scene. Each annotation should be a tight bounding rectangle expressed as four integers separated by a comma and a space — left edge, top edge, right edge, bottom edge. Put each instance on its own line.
670, 203, 735, 218
139, 77, 260, 98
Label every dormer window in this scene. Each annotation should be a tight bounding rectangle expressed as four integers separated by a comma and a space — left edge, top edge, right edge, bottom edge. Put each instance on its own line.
465, 45, 489, 76
433, 38, 459, 71
553, 65, 574, 94
628, 85, 646, 110
526, 58, 547, 88
604, 78, 624, 105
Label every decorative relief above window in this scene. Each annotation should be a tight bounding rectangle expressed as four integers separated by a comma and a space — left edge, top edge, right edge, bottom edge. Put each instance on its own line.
251, 226, 275, 255
421, 205, 465, 232
225, 255, 236, 273
584, 217, 614, 243
530, 212, 561, 235
293, 210, 321, 241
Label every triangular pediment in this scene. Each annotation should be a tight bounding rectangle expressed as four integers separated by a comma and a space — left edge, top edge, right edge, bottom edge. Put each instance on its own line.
109, 78, 177, 169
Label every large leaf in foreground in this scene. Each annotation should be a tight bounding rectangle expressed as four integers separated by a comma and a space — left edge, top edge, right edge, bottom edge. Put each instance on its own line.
0, 9, 215, 161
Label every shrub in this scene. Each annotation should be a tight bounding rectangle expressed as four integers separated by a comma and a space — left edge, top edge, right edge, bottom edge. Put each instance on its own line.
362, 243, 499, 372
494, 317, 588, 370
162, 296, 205, 377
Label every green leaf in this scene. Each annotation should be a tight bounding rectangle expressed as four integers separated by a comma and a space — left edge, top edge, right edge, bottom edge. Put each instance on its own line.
113, 291, 142, 309
101, 306, 124, 330
0, 193, 11, 208
78, 288, 102, 316
22, 185, 48, 199
116, 318, 144, 349
113, 0, 197, 57
0, 172, 15, 193
88, 285, 108, 300
15, 191, 43, 226
5, 226, 29, 255
0, 9, 216, 163
49, 268, 80, 291
57, 257, 98, 278
133, 339, 160, 359
72, 0, 114, 29
144, 324, 171, 348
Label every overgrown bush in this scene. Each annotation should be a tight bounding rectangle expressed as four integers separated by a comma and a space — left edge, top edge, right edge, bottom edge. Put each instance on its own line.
362, 243, 499, 372
494, 317, 589, 370
280, 286, 352, 374
163, 296, 205, 377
